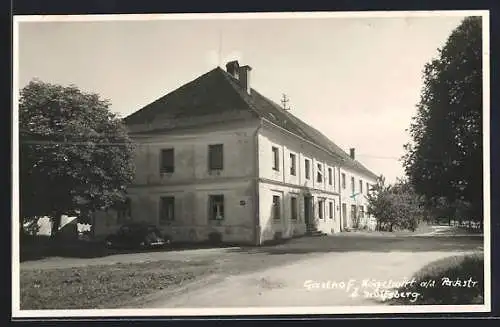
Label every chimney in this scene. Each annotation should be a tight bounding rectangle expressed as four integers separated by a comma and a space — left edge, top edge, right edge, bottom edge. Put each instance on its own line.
225, 60, 239, 79
349, 148, 356, 160
238, 65, 252, 95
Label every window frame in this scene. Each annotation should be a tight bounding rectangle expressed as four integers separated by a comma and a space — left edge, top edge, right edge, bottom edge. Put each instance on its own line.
159, 196, 175, 224
290, 196, 298, 220
116, 197, 132, 224
316, 163, 323, 183
305, 159, 311, 180
208, 144, 224, 171
160, 148, 175, 174
290, 153, 297, 176
272, 195, 281, 220
318, 199, 325, 219
209, 194, 225, 220
272, 146, 280, 171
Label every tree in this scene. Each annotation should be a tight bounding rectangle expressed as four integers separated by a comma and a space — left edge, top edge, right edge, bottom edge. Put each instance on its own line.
367, 176, 424, 232
402, 17, 483, 227
366, 176, 392, 231
19, 80, 135, 238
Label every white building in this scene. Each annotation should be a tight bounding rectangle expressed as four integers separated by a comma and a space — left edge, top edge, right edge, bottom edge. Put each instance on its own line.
93, 60, 378, 245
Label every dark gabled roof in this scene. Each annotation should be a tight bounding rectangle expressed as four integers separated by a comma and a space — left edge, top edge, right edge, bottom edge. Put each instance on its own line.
124, 68, 259, 125
124, 67, 378, 179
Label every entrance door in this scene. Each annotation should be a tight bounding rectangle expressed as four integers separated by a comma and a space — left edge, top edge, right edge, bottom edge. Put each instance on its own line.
304, 196, 312, 226
342, 203, 347, 229
351, 205, 357, 228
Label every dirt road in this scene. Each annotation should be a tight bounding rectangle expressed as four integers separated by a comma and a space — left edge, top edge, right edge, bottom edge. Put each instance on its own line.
140, 237, 482, 308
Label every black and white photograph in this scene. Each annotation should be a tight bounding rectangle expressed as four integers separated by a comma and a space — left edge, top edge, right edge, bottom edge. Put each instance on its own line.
12, 10, 490, 317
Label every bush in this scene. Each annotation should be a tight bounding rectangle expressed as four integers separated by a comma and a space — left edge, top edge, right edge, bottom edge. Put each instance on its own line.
388, 252, 484, 305
367, 178, 423, 232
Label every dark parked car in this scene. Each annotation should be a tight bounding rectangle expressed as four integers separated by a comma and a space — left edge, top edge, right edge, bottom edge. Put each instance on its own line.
104, 222, 171, 249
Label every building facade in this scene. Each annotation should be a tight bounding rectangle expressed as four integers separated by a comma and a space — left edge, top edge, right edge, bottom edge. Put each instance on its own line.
93, 61, 378, 245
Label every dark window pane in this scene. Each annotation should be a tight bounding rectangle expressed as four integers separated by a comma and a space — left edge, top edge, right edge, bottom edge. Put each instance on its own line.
305, 159, 310, 179
290, 153, 296, 176
208, 144, 224, 170
272, 195, 281, 220
159, 196, 175, 224
272, 147, 280, 171
209, 194, 224, 220
291, 197, 298, 220
160, 148, 174, 173
317, 164, 323, 183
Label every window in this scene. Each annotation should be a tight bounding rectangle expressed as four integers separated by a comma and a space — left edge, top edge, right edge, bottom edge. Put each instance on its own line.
359, 180, 363, 194
366, 182, 370, 195
272, 146, 280, 171
318, 200, 324, 219
209, 195, 225, 220
290, 153, 297, 176
208, 144, 223, 170
305, 159, 311, 179
117, 197, 132, 224
329, 201, 333, 219
341, 173, 346, 189
272, 195, 281, 220
291, 197, 298, 220
160, 148, 174, 173
328, 168, 333, 185
159, 196, 175, 224
359, 205, 364, 219
317, 163, 323, 183
351, 176, 355, 193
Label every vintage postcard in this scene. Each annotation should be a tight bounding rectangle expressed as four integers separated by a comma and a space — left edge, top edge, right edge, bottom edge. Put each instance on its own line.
12, 10, 490, 318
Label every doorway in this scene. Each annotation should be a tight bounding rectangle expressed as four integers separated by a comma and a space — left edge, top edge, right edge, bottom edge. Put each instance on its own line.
304, 196, 313, 227
351, 204, 358, 228
342, 203, 347, 229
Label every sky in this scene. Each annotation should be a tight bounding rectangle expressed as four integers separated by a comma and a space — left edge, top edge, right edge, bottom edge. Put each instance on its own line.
16, 13, 468, 184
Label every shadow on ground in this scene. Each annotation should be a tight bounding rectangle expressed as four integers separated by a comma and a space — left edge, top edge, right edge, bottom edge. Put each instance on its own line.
20, 239, 235, 262
227, 234, 484, 256
20, 229, 484, 262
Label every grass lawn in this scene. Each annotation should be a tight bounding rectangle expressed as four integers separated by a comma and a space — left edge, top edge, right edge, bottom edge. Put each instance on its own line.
20, 259, 220, 310
20, 250, 310, 310
388, 252, 484, 305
